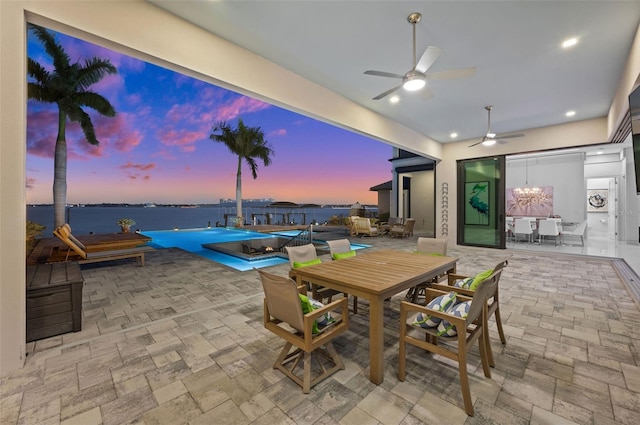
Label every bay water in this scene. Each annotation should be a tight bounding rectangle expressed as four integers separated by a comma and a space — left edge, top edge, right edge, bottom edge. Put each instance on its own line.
27, 204, 370, 236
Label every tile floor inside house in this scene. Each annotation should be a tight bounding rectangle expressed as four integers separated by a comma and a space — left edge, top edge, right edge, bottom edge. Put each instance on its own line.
2, 234, 640, 425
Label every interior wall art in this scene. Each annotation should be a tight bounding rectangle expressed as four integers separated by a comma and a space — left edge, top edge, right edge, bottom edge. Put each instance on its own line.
506, 186, 553, 217
587, 189, 608, 212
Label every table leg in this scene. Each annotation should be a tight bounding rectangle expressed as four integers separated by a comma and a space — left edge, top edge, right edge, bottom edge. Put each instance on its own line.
368, 297, 385, 384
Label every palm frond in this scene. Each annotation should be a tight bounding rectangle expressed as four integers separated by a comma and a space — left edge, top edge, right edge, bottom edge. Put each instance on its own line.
66, 105, 98, 145
28, 24, 71, 74
76, 58, 117, 90
72, 91, 116, 116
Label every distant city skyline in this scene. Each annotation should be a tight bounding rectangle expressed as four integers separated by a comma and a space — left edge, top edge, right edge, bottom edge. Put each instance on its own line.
26, 26, 392, 205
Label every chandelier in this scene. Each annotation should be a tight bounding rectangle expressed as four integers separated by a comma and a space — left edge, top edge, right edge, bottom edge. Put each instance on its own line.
513, 155, 541, 197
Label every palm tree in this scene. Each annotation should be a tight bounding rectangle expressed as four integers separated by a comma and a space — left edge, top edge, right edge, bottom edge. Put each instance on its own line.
210, 118, 274, 227
27, 24, 117, 227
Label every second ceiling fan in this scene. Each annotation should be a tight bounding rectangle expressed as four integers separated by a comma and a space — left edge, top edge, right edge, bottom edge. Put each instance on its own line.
364, 12, 476, 100
468, 106, 525, 147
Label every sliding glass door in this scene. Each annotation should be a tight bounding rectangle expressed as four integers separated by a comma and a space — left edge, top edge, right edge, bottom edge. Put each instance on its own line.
457, 156, 506, 248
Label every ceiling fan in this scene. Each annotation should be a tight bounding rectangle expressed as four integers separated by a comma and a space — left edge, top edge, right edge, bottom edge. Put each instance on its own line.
364, 12, 476, 101
468, 106, 525, 147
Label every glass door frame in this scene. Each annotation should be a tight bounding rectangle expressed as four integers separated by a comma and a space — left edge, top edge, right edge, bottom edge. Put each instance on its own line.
456, 156, 506, 249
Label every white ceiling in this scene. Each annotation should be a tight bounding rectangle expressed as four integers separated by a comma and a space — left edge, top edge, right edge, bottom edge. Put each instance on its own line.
148, 1, 640, 146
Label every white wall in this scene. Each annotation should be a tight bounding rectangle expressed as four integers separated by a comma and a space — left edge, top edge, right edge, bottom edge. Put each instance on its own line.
506, 153, 586, 223
407, 171, 435, 235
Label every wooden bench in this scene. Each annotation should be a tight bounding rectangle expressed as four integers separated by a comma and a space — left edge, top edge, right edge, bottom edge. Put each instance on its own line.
26, 262, 84, 342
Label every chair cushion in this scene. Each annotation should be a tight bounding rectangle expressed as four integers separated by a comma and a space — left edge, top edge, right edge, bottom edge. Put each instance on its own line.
470, 268, 493, 291
411, 292, 457, 328
453, 277, 474, 289
436, 301, 471, 336
332, 250, 356, 260
293, 258, 322, 268
298, 294, 333, 333
414, 251, 444, 256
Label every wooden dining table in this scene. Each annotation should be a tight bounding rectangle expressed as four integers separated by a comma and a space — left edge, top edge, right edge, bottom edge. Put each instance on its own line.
292, 249, 458, 385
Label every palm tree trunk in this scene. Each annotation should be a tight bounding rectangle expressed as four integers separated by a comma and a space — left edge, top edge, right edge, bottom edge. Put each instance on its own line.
53, 111, 67, 228
235, 156, 243, 227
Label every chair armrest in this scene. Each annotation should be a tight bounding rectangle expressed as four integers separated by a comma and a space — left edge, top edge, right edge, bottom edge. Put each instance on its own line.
431, 282, 475, 297
424, 288, 472, 304
447, 273, 471, 285
400, 300, 469, 327
304, 297, 348, 323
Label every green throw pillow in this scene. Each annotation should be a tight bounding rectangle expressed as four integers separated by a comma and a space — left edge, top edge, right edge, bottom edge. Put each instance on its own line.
293, 258, 321, 268
470, 268, 494, 291
414, 251, 444, 256
299, 294, 319, 334
298, 294, 334, 334
332, 250, 356, 260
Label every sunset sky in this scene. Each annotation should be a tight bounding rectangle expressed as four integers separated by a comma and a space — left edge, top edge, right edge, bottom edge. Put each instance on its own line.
26, 26, 392, 205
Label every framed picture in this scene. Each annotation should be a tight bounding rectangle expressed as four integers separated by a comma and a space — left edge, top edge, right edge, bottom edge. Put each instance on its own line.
506, 186, 554, 217
465, 181, 489, 225
587, 189, 608, 212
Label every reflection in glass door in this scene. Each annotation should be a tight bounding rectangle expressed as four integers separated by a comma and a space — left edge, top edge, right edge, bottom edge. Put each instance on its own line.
457, 156, 506, 248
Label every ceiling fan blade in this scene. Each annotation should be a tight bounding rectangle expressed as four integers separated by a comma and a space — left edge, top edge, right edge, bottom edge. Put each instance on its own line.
425, 67, 477, 81
497, 133, 525, 139
420, 87, 434, 101
415, 46, 442, 73
372, 84, 403, 100
468, 140, 485, 148
364, 70, 404, 79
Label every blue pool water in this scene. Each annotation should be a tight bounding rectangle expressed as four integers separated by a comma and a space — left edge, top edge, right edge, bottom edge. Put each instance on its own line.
140, 227, 369, 271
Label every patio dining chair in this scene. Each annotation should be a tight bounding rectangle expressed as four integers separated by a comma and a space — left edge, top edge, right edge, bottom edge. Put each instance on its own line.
286, 244, 347, 306
326, 238, 359, 314
431, 256, 511, 367
256, 269, 348, 393
399, 271, 499, 416
405, 237, 448, 303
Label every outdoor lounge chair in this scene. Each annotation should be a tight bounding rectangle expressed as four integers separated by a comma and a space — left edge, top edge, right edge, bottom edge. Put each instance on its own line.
256, 268, 348, 393
53, 224, 154, 266
389, 218, 415, 238
353, 217, 378, 237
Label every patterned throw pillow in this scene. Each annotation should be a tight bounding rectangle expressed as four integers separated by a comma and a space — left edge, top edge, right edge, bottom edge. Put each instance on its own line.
453, 277, 474, 289
436, 301, 471, 336
412, 292, 457, 328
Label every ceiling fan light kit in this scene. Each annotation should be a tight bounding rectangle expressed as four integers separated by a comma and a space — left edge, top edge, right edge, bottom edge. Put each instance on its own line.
402, 72, 425, 91
468, 105, 526, 147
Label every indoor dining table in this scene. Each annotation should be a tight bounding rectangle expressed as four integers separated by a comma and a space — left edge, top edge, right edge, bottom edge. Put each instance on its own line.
292, 249, 458, 385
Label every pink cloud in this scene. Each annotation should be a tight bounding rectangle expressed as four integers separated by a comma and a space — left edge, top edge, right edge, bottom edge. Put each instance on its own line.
120, 162, 156, 171
94, 113, 143, 153
214, 97, 271, 122
26, 177, 36, 190
269, 128, 287, 137
156, 127, 206, 152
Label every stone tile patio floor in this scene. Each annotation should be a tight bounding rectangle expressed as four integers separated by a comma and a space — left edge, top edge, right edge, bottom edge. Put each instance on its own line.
3, 235, 640, 424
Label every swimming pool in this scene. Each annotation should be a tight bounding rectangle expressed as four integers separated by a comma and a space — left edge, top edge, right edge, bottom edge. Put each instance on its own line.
141, 227, 369, 271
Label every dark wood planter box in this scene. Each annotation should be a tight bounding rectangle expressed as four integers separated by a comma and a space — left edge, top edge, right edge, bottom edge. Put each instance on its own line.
26, 262, 84, 342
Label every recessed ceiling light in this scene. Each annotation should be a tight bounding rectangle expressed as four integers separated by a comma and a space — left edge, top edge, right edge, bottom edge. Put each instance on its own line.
389, 96, 400, 103
450, 132, 458, 138
566, 110, 576, 117
562, 37, 578, 49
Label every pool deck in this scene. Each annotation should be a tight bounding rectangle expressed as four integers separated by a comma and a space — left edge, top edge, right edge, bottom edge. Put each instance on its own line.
7, 232, 640, 424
